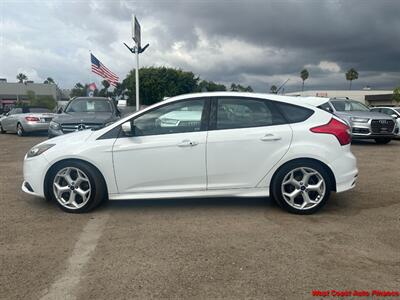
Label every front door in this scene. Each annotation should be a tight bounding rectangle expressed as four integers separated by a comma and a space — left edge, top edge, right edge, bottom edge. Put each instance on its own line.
113, 98, 209, 194
206, 97, 293, 189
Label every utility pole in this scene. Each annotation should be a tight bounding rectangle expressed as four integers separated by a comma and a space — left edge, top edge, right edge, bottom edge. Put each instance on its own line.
123, 15, 149, 111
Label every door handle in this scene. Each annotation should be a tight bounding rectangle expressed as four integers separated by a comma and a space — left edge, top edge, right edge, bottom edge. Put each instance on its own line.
260, 133, 281, 141
177, 140, 198, 147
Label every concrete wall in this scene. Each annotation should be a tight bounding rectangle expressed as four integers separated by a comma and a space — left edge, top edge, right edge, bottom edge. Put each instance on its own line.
0, 82, 60, 100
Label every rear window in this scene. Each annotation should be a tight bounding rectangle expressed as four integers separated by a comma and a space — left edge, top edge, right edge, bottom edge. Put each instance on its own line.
275, 102, 314, 123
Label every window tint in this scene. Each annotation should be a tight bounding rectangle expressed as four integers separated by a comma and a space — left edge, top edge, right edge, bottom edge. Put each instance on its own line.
275, 102, 314, 123
216, 98, 286, 130
381, 108, 393, 115
133, 99, 205, 136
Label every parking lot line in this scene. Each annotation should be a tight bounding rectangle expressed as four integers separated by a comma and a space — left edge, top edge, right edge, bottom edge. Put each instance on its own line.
40, 214, 110, 300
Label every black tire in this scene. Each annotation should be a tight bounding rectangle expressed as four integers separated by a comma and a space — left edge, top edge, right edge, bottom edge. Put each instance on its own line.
46, 160, 107, 213
271, 160, 331, 215
0, 123, 5, 134
374, 138, 391, 144
16, 123, 25, 136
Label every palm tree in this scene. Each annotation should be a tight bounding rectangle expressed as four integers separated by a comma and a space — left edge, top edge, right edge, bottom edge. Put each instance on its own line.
43, 77, 55, 84
300, 69, 309, 92
345, 68, 359, 90
16, 73, 28, 83
270, 85, 278, 94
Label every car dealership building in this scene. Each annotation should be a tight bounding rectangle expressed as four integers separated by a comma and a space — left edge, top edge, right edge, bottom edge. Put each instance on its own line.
0, 79, 69, 112
286, 89, 396, 106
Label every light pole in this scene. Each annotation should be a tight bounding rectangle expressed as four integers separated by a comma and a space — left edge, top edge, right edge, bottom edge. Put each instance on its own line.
123, 15, 149, 111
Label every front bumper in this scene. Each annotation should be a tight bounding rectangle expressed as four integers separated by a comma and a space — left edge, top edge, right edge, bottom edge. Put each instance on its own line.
22, 154, 49, 198
48, 127, 64, 138
350, 120, 398, 139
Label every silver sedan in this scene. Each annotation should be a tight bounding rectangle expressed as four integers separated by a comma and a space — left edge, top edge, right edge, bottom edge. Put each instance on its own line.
0, 107, 54, 136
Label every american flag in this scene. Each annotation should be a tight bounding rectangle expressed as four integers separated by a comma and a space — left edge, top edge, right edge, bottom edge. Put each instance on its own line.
90, 53, 119, 87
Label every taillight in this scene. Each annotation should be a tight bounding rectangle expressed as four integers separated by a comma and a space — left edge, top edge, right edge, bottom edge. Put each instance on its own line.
310, 118, 351, 145
25, 116, 40, 122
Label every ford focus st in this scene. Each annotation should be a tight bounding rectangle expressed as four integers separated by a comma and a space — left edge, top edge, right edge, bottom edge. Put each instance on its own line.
22, 92, 358, 214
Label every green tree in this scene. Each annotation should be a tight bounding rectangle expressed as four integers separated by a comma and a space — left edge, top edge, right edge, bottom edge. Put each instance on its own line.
16, 73, 28, 83
345, 68, 359, 90
300, 69, 309, 92
43, 77, 55, 84
197, 80, 226, 92
393, 86, 400, 104
25, 90, 56, 110
121, 67, 199, 106
230, 83, 253, 92
270, 85, 278, 94
99, 80, 111, 97
70, 82, 86, 97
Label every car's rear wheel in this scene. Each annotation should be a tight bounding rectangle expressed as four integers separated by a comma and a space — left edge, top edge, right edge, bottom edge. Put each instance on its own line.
271, 161, 331, 214
46, 161, 106, 213
16, 123, 25, 136
374, 138, 391, 144
0, 123, 5, 134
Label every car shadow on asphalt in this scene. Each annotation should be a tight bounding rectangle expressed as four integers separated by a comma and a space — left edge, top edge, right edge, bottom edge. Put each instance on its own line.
100, 197, 275, 210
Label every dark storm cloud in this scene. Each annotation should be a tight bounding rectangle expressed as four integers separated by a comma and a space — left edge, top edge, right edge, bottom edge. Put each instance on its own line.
1, 0, 399, 91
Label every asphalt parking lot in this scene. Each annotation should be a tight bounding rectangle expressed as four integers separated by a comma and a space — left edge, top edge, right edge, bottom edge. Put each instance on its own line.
1, 133, 399, 299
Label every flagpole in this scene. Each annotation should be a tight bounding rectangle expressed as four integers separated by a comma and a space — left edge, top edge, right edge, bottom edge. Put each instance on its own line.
135, 46, 139, 111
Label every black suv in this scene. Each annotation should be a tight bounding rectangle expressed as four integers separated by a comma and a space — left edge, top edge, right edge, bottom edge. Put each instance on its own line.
48, 97, 120, 138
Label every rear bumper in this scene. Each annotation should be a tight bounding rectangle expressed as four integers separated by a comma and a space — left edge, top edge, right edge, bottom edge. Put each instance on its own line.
329, 147, 358, 193
23, 122, 50, 132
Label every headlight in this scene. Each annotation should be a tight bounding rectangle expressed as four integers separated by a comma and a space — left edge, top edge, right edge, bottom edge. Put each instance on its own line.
350, 117, 369, 123
49, 121, 61, 130
27, 144, 55, 158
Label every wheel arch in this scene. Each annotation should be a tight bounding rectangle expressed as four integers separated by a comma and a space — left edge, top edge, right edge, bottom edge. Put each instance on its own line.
43, 158, 109, 200
270, 157, 337, 193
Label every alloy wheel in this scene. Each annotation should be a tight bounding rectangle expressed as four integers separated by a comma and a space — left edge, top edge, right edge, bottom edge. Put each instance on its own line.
281, 167, 326, 210
53, 167, 92, 209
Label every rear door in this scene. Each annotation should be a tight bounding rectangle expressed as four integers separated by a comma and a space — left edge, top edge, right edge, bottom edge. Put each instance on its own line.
206, 97, 292, 189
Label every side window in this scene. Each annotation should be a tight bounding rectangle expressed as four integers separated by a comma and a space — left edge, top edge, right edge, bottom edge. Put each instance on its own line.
274, 102, 314, 123
132, 99, 206, 136
216, 98, 286, 130
318, 102, 334, 113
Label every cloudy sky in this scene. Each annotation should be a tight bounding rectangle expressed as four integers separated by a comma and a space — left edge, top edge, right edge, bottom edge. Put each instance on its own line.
1, 0, 399, 92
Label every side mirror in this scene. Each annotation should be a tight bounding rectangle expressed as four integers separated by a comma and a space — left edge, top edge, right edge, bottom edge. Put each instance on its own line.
391, 114, 398, 119
6, 112, 10, 116
57, 107, 63, 114
121, 121, 132, 136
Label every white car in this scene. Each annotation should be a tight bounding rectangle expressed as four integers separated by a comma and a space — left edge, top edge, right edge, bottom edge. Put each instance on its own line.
22, 92, 358, 214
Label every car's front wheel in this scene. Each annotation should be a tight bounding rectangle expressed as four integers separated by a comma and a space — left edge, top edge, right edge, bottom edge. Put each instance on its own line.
374, 138, 391, 144
46, 161, 107, 213
271, 160, 331, 214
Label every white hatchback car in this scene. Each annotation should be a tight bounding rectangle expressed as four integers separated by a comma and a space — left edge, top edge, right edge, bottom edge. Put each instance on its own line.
22, 92, 358, 214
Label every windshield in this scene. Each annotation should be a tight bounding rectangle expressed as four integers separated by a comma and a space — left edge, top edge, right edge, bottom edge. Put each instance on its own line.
395, 108, 400, 114
331, 100, 370, 112
65, 99, 112, 113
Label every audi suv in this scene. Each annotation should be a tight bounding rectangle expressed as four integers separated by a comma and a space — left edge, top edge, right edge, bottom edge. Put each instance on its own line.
318, 98, 398, 144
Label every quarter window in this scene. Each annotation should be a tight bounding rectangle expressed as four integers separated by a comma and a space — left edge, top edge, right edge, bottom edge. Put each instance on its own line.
132, 99, 206, 136
216, 98, 286, 130
275, 102, 314, 123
